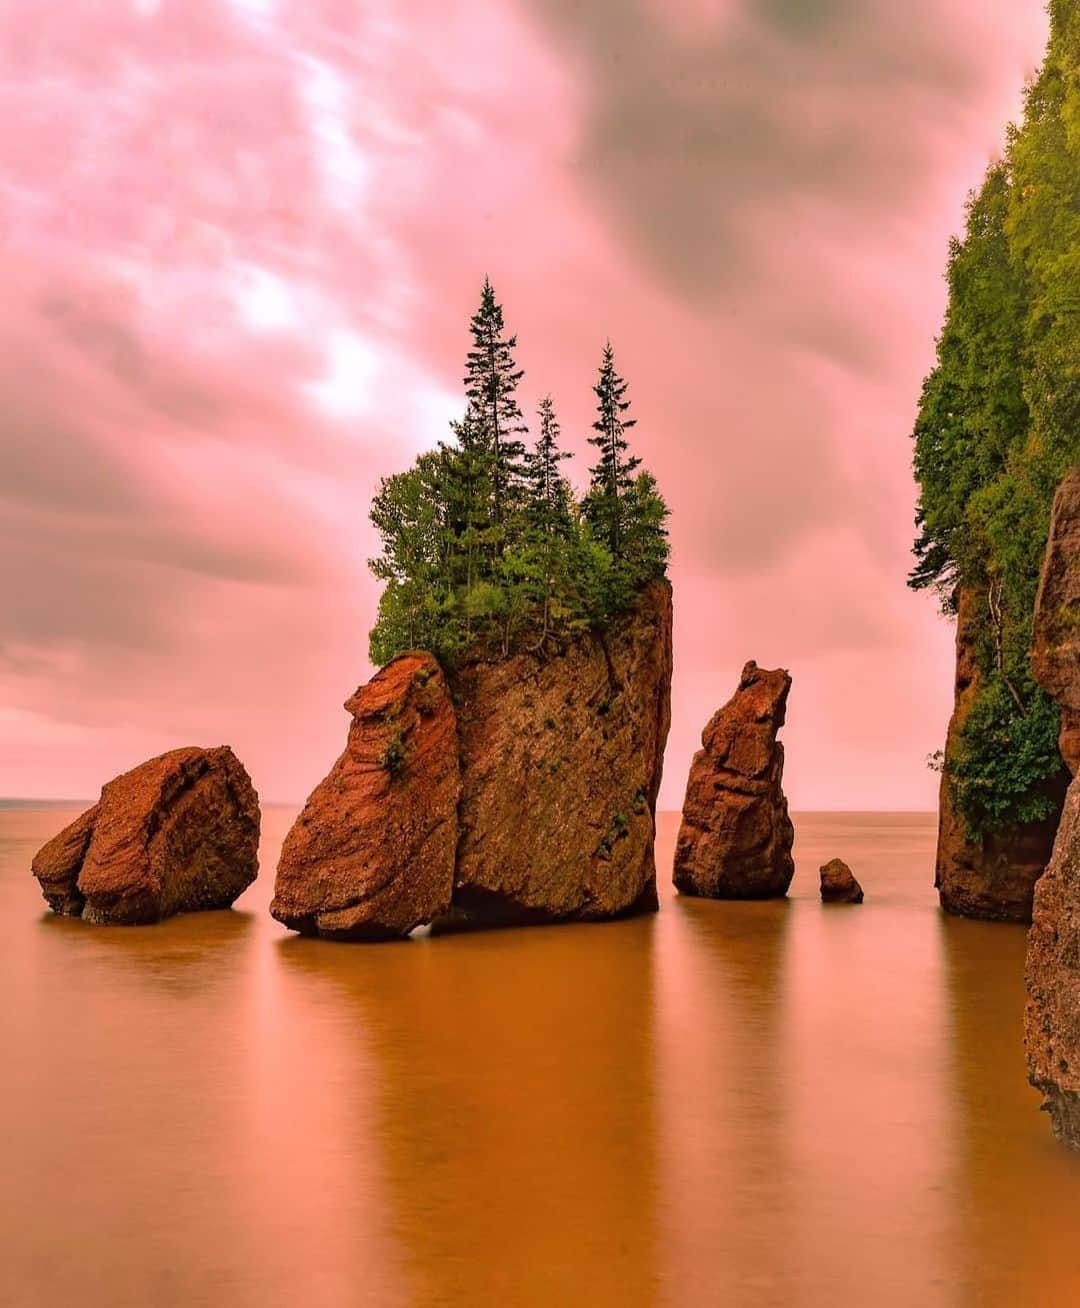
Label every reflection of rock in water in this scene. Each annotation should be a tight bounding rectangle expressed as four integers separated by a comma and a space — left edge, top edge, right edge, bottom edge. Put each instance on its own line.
656, 887, 795, 1303
938, 915, 1080, 1304
276, 916, 660, 1306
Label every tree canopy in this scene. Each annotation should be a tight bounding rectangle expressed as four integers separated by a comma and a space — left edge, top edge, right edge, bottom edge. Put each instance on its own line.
368, 283, 670, 666
911, 2, 1080, 836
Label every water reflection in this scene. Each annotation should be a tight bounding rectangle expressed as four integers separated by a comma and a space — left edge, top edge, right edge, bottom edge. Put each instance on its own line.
5, 806, 1080, 1306
278, 916, 660, 1306
938, 914, 1080, 1307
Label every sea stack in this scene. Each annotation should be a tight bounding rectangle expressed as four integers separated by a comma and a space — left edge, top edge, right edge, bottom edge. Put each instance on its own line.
673, 661, 794, 899
1026, 465, 1080, 1148
934, 584, 1064, 922
819, 858, 863, 904
271, 580, 673, 939
31, 746, 259, 925
270, 653, 461, 940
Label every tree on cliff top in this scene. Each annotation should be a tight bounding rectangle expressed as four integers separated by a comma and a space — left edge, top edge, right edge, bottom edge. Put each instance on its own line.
464, 278, 528, 524
368, 284, 669, 667
910, 6, 1080, 837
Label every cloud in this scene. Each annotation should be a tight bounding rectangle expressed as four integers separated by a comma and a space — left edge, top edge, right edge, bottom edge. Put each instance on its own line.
0, 0, 1051, 810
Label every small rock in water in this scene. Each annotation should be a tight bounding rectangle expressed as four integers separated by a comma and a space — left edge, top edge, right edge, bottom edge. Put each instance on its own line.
819, 858, 863, 904
31, 746, 259, 925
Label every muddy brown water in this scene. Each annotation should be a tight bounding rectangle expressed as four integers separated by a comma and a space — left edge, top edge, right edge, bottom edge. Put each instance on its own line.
2, 806, 1079, 1307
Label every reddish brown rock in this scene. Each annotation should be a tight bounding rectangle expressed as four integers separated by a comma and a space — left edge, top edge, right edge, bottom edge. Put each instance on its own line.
1026, 780, 1080, 1150
1033, 465, 1080, 775
271, 653, 460, 940
673, 661, 794, 900
819, 858, 863, 904
935, 584, 1063, 923
448, 579, 672, 924
31, 747, 259, 924
1026, 466, 1080, 1149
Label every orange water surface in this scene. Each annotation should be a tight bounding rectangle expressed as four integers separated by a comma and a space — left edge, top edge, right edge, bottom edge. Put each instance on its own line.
2, 807, 1078, 1307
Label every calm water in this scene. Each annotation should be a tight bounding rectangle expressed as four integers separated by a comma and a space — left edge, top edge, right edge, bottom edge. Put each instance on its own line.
2, 806, 1079, 1307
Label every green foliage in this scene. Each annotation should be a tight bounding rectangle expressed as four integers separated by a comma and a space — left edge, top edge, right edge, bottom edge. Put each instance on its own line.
947, 681, 1063, 839
910, 9, 1080, 835
369, 282, 670, 666
380, 729, 409, 777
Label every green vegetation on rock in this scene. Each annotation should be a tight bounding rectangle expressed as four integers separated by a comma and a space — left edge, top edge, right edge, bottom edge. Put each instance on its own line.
911, 2, 1080, 836
369, 280, 669, 666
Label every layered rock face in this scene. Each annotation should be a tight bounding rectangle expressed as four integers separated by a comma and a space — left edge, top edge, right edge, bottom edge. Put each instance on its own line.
449, 579, 672, 923
935, 585, 1062, 923
1026, 465, 1080, 1148
1026, 784, 1080, 1149
1032, 465, 1080, 775
272, 581, 673, 939
270, 653, 461, 940
820, 858, 863, 904
673, 661, 794, 899
32, 747, 259, 924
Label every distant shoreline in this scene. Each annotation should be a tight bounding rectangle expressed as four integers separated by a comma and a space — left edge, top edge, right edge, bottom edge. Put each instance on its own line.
1, 798, 937, 818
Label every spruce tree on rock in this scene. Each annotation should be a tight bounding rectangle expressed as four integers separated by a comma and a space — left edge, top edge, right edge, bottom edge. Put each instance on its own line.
524, 395, 573, 645
585, 341, 640, 560
464, 278, 528, 523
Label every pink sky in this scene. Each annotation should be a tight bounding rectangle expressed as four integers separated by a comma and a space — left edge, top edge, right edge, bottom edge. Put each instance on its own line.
0, 0, 1049, 809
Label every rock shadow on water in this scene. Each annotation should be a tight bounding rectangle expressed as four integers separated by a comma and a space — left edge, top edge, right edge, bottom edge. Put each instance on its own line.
655, 884, 797, 1302
36, 903, 260, 996
274, 910, 662, 1307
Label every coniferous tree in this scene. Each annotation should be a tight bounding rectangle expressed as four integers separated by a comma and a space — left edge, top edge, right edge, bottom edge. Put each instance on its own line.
464, 278, 528, 523
524, 395, 573, 645
584, 342, 640, 560
369, 290, 669, 667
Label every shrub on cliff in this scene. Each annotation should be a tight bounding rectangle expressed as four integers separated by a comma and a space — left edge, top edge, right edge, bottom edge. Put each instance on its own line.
369, 281, 669, 666
910, 5, 1080, 837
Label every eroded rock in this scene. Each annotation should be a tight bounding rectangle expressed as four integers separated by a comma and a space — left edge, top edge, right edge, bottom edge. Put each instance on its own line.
935, 584, 1063, 923
1033, 464, 1080, 775
270, 653, 460, 940
448, 579, 672, 924
31, 747, 259, 924
819, 858, 863, 904
1026, 464, 1080, 1148
673, 661, 794, 899
271, 582, 673, 938
1026, 779, 1080, 1149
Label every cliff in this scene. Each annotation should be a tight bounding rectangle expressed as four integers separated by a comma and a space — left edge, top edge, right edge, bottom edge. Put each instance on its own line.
31, 747, 259, 925
1027, 465, 1080, 1148
1032, 465, 1080, 775
934, 585, 1062, 923
673, 661, 794, 899
271, 579, 673, 939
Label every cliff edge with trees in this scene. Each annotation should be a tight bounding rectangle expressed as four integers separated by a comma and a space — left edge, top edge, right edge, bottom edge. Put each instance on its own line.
911, 1, 1080, 918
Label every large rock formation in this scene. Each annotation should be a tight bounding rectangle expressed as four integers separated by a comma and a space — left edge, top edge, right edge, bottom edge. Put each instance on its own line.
270, 653, 461, 940
672, 661, 794, 899
1033, 465, 1080, 775
819, 858, 863, 904
449, 579, 672, 924
271, 580, 673, 939
1026, 464, 1080, 1148
31, 747, 259, 924
1026, 784, 1080, 1149
935, 584, 1063, 923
